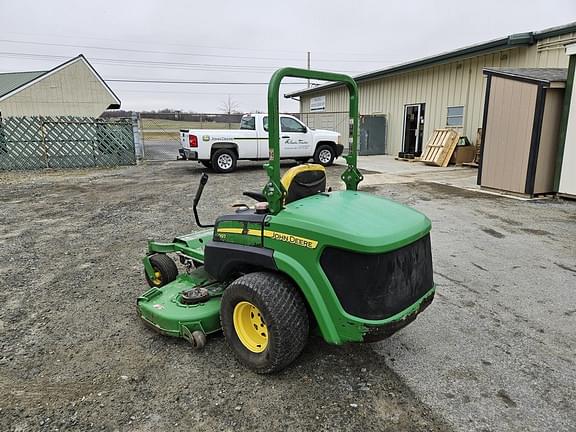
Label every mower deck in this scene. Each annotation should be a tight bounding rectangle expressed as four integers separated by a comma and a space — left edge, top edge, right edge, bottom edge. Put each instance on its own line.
137, 267, 225, 345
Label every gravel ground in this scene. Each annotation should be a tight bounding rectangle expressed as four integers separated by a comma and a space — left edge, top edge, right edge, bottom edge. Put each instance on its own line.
0, 160, 574, 432
142, 139, 181, 161
0, 161, 448, 432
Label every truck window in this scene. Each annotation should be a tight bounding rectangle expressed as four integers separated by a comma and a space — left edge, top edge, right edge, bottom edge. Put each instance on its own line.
281, 117, 307, 133
263, 117, 268, 132
240, 116, 255, 130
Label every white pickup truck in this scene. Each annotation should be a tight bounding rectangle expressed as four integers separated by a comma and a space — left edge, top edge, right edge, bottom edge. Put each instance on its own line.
178, 113, 343, 173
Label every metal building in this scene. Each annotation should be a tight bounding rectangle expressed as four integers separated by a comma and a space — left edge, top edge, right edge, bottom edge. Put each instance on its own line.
0, 55, 121, 118
287, 22, 576, 157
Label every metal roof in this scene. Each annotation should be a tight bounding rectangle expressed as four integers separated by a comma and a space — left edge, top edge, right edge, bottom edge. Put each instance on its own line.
286, 21, 576, 98
483, 67, 568, 84
0, 71, 47, 98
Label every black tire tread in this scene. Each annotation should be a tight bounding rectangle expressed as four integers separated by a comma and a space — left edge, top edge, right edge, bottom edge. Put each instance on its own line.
313, 144, 335, 166
211, 148, 237, 173
145, 254, 178, 287
221, 272, 309, 374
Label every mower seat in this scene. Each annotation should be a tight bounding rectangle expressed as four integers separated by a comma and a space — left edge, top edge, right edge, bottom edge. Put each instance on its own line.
281, 164, 326, 204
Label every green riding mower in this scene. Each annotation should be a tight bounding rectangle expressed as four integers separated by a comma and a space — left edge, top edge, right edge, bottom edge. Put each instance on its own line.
137, 68, 435, 373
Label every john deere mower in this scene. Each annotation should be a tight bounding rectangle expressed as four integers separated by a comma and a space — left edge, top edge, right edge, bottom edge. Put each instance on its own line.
137, 68, 435, 373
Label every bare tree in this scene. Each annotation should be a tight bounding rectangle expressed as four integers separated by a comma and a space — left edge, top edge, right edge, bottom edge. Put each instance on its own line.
219, 95, 240, 128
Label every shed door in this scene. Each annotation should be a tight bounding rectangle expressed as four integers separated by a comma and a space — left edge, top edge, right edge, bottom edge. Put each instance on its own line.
359, 115, 387, 155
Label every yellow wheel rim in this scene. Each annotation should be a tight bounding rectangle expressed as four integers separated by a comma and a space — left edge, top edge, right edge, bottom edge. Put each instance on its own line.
233, 301, 268, 353
152, 271, 162, 286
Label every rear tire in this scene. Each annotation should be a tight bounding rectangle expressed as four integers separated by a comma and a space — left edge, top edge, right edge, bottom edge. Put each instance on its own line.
313, 144, 335, 166
211, 149, 237, 173
144, 254, 178, 288
220, 272, 309, 374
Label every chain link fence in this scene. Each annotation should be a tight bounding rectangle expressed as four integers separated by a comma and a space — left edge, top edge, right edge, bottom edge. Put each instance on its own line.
138, 112, 243, 161
0, 115, 137, 171
133, 111, 353, 162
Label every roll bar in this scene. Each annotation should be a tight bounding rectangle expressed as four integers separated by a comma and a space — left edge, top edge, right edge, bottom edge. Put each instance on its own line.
263, 67, 363, 214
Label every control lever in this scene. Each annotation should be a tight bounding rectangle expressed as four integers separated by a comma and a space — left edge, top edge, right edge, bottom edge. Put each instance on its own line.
193, 173, 214, 228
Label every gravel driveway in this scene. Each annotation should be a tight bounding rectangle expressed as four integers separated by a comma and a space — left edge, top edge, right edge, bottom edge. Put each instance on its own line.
0, 160, 574, 431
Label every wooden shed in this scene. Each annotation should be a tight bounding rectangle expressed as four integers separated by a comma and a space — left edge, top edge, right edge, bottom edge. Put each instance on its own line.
478, 68, 567, 196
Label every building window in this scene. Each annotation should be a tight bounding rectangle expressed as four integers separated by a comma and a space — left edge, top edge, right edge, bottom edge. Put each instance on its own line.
447, 106, 464, 127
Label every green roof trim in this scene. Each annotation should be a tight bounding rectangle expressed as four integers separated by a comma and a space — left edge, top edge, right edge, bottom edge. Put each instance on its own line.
286, 21, 576, 98
0, 71, 47, 99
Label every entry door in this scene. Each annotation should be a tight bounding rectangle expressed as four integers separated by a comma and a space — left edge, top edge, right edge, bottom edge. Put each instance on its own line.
402, 104, 425, 155
359, 115, 387, 155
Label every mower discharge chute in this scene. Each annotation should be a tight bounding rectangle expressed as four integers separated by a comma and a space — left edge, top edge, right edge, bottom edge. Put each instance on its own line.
137, 68, 435, 373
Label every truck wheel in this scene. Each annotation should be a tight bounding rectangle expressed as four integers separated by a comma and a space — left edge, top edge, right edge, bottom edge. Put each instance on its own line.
211, 149, 237, 173
144, 254, 178, 288
200, 160, 212, 169
220, 272, 309, 374
313, 144, 335, 166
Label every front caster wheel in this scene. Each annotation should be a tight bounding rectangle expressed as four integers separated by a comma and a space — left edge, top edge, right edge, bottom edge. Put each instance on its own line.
144, 254, 178, 288
191, 331, 207, 350
220, 272, 309, 374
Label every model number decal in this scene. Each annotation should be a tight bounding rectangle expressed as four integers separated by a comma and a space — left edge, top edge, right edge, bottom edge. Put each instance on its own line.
216, 228, 318, 249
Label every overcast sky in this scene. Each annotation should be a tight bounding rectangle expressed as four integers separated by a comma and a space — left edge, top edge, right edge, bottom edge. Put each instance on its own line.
1, 0, 575, 113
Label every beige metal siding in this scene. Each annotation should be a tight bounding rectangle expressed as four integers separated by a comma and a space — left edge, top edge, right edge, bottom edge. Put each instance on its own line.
534, 88, 563, 194
481, 77, 538, 193
0, 59, 117, 118
298, 33, 573, 155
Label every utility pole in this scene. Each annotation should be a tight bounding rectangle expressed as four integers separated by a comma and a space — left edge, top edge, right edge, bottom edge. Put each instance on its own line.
307, 51, 311, 88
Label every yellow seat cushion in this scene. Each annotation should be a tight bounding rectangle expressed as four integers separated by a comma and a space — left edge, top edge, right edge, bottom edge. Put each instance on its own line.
281, 164, 326, 204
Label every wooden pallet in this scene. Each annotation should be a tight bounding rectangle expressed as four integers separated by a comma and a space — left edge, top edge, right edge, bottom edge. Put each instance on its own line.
462, 162, 479, 168
473, 127, 482, 164
395, 157, 421, 163
420, 129, 459, 167
462, 128, 483, 168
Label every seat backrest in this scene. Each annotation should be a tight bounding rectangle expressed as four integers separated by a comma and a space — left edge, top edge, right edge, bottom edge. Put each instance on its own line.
281, 164, 326, 204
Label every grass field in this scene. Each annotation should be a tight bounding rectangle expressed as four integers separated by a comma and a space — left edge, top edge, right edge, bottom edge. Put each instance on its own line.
142, 131, 180, 140
141, 119, 240, 140
141, 119, 240, 131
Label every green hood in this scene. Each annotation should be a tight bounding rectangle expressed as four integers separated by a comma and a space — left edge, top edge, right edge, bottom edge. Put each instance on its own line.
269, 190, 431, 253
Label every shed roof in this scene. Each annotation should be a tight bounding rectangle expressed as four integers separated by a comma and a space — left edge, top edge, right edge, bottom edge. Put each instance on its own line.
286, 21, 576, 98
483, 68, 568, 84
0, 71, 47, 98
